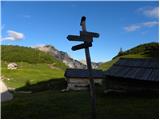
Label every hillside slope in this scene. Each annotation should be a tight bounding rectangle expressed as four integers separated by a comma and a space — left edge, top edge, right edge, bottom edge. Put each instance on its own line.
99, 42, 159, 70
80, 60, 102, 69
1, 45, 66, 69
1, 62, 64, 88
114, 42, 159, 59
34, 45, 87, 69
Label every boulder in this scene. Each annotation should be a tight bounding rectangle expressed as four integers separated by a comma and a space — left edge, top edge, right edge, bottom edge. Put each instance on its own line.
7, 63, 18, 70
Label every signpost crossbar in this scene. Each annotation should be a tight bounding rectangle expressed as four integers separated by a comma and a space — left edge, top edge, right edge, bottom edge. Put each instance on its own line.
72, 42, 92, 51
67, 35, 84, 41
80, 31, 99, 38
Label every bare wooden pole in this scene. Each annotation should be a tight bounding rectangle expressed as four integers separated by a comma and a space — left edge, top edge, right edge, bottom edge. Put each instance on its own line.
84, 46, 96, 118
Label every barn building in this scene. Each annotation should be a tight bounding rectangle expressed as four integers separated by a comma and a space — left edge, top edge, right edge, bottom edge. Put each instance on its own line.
105, 58, 159, 92
64, 69, 105, 90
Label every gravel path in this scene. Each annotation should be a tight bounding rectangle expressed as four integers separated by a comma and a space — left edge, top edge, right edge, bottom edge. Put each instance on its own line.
0, 79, 13, 102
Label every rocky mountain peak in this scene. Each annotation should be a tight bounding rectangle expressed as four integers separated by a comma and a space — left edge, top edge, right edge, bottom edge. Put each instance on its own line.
80, 60, 102, 69
35, 45, 87, 69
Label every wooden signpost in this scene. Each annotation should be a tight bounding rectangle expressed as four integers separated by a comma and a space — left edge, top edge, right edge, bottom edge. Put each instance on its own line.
67, 16, 99, 118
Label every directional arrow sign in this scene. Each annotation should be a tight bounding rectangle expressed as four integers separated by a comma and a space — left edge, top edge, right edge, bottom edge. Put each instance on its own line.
72, 42, 92, 51
67, 35, 84, 41
80, 31, 99, 38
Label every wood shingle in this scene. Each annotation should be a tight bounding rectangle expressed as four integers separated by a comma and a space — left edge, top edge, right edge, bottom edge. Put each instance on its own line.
65, 69, 105, 79
105, 58, 159, 82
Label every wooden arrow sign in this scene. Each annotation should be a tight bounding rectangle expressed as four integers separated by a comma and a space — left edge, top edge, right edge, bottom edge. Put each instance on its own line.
67, 35, 84, 41
72, 42, 92, 51
80, 31, 99, 38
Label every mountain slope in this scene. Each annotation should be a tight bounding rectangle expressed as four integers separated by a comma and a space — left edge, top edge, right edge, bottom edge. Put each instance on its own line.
34, 45, 87, 69
99, 42, 159, 70
80, 60, 102, 69
1, 45, 66, 69
114, 42, 159, 59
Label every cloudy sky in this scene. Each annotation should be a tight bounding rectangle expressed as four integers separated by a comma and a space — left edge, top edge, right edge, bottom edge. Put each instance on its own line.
1, 1, 159, 62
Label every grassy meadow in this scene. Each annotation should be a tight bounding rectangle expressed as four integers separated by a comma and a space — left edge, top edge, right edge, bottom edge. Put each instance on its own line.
1, 61, 159, 119
2, 87, 158, 118
1, 62, 64, 88
1, 43, 159, 119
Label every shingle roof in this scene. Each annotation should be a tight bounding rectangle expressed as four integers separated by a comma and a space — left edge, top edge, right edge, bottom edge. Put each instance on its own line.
64, 69, 105, 78
105, 58, 159, 82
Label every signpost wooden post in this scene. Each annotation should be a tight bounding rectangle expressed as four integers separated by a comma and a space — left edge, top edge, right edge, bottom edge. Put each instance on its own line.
67, 16, 99, 118
85, 44, 96, 119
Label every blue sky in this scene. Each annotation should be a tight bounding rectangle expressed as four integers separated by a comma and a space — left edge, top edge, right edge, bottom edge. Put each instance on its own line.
1, 1, 159, 62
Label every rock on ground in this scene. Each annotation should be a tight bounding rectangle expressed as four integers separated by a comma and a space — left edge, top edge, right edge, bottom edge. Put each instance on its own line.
7, 63, 18, 70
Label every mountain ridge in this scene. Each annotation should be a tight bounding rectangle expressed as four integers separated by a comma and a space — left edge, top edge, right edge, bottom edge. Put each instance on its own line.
34, 45, 102, 69
34, 45, 87, 69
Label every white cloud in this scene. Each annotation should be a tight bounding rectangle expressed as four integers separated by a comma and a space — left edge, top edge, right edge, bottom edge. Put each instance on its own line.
1, 30, 24, 41
124, 7, 159, 32
139, 7, 159, 18
144, 7, 159, 18
124, 21, 158, 32
142, 21, 159, 27
124, 25, 141, 32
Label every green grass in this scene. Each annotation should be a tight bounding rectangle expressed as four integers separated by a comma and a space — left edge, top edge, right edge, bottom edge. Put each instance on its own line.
1, 45, 67, 69
121, 53, 150, 58
98, 57, 119, 70
1, 86, 158, 119
99, 42, 159, 70
1, 62, 64, 88
115, 42, 159, 58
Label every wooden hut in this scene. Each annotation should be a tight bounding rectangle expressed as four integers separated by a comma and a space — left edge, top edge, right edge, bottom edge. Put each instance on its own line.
64, 69, 105, 90
105, 58, 159, 92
